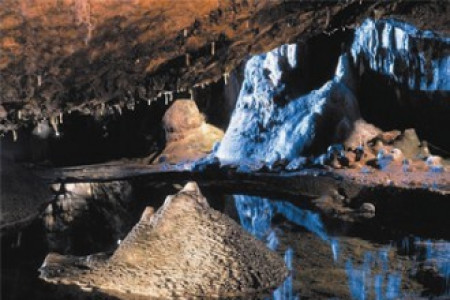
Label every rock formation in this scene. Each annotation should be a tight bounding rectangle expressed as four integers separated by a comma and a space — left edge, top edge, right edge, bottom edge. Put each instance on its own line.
156, 99, 223, 163
216, 17, 450, 164
351, 18, 450, 91
40, 182, 288, 299
216, 44, 360, 164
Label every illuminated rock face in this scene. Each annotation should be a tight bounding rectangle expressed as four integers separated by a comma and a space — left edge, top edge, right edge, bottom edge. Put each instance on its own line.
216, 18, 450, 165
216, 44, 360, 164
40, 182, 288, 299
158, 99, 223, 163
351, 18, 450, 91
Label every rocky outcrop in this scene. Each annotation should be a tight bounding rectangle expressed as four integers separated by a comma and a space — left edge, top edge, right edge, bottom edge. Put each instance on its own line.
40, 182, 288, 299
216, 44, 360, 164
156, 99, 223, 163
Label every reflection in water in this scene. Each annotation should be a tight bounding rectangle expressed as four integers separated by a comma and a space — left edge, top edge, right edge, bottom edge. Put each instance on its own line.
423, 241, 450, 294
233, 195, 450, 299
234, 195, 334, 300
399, 237, 450, 296
345, 249, 401, 300
273, 248, 299, 300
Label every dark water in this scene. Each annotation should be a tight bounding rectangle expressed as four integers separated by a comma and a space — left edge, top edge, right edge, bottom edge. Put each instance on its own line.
2, 188, 450, 300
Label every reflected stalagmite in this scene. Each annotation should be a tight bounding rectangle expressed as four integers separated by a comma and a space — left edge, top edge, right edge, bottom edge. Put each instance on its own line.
39, 182, 288, 299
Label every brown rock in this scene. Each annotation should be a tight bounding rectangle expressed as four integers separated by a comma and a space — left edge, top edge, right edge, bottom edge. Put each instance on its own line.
378, 130, 401, 144
157, 99, 223, 163
162, 99, 204, 142
344, 119, 382, 149
394, 128, 422, 159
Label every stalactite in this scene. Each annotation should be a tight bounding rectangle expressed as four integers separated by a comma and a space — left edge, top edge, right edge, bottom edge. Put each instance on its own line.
186, 53, 191, 66
211, 41, 215, 56
17, 110, 22, 120
224, 72, 230, 85
184, 28, 188, 37
115, 105, 122, 116
100, 103, 105, 116
37, 75, 42, 87
50, 116, 60, 137
59, 112, 63, 124
12, 130, 18, 142
189, 88, 194, 100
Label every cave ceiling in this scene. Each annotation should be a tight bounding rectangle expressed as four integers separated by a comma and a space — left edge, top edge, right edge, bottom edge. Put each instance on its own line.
0, 0, 449, 132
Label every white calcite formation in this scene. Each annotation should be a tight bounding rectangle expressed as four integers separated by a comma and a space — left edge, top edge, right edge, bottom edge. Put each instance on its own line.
351, 18, 450, 91
217, 44, 360, 164
217, 18, 450, 165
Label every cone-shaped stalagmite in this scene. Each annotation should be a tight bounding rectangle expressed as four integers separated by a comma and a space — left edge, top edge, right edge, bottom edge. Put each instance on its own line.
40, 182, 288, 299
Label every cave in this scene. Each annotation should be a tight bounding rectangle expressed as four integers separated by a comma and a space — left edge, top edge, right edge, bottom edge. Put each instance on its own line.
1, 1, 450, 299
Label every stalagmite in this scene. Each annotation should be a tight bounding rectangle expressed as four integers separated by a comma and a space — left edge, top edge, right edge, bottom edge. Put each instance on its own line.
17, 110, 22, 120
39, 182, 288, 299
211, 41, 215, 56
37, 75, 42, 87
59, 112, 63, 124
185, 53, 190, 66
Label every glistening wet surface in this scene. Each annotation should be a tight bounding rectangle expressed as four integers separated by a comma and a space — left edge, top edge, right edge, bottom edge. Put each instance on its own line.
228, 194, 450, 300
2, 187, 450, 300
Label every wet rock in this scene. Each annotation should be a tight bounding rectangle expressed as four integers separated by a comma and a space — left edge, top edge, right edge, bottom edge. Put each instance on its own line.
40, 182, 288, 299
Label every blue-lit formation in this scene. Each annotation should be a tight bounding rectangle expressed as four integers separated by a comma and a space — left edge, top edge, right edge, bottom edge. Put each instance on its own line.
233, 195, 338, 300
233, 194, 450, 299
345, 250, 402, 300
216, 18, 450, 165
351, 19, 450, 91
216, 48, 360, 164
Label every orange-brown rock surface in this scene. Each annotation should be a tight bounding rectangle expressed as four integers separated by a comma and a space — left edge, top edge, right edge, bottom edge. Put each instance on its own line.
1, 0, 448, 132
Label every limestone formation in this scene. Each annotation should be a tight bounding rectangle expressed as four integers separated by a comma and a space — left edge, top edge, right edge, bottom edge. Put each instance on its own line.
156, 99, 223, 163
40, 182, 288, 299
